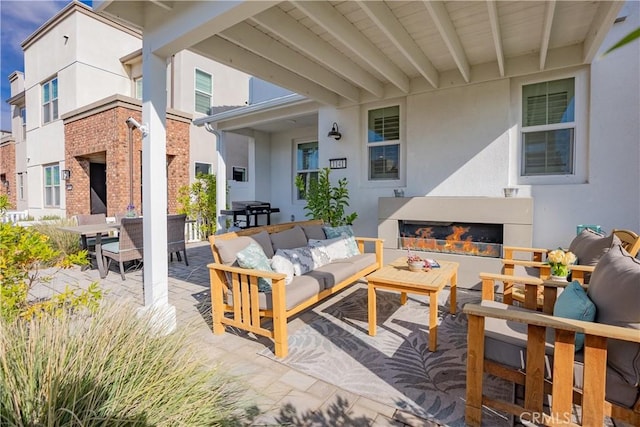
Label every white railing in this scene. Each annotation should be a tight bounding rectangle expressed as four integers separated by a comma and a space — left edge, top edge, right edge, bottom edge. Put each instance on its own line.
185, 219, 204, 242
1, 210, 29, 223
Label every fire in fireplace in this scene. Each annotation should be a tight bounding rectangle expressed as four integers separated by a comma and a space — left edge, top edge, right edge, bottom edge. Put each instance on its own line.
399, 220, 504, 258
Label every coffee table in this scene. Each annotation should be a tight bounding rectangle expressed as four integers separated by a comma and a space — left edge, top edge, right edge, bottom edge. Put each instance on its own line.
366, 257, 459, 351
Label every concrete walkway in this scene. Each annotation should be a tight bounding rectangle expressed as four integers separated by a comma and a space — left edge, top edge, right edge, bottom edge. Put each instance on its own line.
39, 242, 443, 427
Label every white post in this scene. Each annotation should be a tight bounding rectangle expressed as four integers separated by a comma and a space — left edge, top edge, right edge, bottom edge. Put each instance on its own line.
216, 130, 227, 232
140, 45, 176, 333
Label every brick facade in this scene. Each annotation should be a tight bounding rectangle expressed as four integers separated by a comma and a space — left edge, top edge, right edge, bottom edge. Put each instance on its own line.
0, 141, 16, 207
64, 102, 190, 217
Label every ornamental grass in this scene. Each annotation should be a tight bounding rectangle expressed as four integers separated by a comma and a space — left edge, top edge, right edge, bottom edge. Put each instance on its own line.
0, 303, 253, 426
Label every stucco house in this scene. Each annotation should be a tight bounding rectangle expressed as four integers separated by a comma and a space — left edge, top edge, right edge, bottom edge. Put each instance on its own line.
4, 1, 252, 218
89, 0, 640, 326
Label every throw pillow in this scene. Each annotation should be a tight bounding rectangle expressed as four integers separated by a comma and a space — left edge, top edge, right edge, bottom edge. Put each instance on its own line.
568, 229, 620, 267
235, 242, 273, 292
322, 225, 355, 239
278, 246, 316, 276
309, 236, 360, 261
270, 251, 295, 285
587, 244, 640, 388
302, 224, 327, 240
553, 280, 596, 351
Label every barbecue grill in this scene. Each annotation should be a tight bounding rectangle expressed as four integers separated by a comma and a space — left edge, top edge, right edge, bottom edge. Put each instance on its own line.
221, 201, 280, 228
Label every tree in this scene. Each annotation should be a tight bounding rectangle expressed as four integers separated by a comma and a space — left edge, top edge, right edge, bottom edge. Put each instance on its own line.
177, 172, 217, 238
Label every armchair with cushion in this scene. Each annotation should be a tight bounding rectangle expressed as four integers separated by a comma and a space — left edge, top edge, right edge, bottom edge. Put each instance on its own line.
101, 217, 144, 280
502, 228, 639, 307
167, 214, 188, 265
464, 244, 640, 426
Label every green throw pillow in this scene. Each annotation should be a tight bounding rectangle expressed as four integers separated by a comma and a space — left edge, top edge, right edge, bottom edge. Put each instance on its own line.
322, 225, 354, 239
236, 242, 273, 292
553, 280, 596, 351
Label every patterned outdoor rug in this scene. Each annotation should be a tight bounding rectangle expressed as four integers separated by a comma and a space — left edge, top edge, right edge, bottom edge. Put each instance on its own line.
258, 285, 512, 426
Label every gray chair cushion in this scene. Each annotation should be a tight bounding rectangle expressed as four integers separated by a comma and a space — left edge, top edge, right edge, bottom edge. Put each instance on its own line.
270, 226, 308, 251
569, 228, 620, 267
587, 244, 640, 388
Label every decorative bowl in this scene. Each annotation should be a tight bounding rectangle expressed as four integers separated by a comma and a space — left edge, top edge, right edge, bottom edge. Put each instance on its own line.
408, 261, 425, 272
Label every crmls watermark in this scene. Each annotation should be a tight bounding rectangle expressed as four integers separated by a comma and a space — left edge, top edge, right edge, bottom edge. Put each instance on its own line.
519, 411, 572, 426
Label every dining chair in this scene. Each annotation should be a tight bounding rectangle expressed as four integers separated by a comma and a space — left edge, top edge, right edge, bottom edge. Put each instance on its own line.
101, 217, 144, 280
167, 214, 188, 265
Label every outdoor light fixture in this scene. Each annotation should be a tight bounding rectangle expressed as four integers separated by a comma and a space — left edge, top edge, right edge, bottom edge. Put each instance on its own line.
126, 117, 149, 137
328, 122, 342, 140
62, 169, 71, 180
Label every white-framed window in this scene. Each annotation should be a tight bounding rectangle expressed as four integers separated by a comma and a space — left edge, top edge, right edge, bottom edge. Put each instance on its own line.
134, 77, 143, 100
195, 162, 212, 176
232, 166, 247, 182
295, 140, 318, 201
517, 70, 587, 184
44, 164, 60, 207
42, 77, 58, 124
20, 107, 26, 139
195, 69, 212, 114
18, 173, 24, 200
367, 105, 401, 181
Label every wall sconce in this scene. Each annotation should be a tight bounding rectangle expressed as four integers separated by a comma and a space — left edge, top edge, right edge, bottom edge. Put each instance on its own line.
62, 169, 71, 180
2, 180, 8, 189
327, 122, 342, 141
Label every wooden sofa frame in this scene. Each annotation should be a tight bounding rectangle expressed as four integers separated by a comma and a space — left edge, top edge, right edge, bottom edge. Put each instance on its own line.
208, 220, 384, 358
464, 272, 640, 426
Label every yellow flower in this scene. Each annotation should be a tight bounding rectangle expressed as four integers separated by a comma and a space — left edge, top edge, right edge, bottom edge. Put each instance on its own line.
547, 249, 565, 264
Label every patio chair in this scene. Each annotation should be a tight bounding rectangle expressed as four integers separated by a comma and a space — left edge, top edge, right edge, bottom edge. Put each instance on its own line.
502, 228, 639, 307
464, 244, 640, 426
167, 214, 188, 265
75, 213, 119, 265
101, 217, 144, 280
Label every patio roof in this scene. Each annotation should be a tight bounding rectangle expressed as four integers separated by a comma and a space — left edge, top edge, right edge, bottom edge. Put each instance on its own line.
94, 1, 624, 108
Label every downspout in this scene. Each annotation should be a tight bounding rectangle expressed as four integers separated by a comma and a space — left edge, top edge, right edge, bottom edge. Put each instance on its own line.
204, 123, 227, 233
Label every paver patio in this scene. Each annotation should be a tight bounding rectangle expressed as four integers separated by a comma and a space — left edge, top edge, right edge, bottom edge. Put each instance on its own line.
38, 241, 449, 427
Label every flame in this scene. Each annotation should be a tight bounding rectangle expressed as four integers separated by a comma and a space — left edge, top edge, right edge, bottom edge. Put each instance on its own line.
401, 224, 500, 258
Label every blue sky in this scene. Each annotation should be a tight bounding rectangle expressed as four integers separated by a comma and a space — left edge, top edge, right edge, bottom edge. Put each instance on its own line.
0, 0, 91, 131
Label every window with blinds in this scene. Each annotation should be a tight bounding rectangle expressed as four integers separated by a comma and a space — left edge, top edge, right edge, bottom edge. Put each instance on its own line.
42, 77, 58, 124
368, 106, 400, 180
521, 78, 575, 176
295, 141, 318, 200
44, 164, 60, 207
195, 69, 212, 114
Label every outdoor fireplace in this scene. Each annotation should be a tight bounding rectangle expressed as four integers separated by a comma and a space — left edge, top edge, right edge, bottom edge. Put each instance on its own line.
399, 220, 503, 258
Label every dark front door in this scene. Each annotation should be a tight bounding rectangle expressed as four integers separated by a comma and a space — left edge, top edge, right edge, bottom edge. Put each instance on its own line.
90, 162, 107, 214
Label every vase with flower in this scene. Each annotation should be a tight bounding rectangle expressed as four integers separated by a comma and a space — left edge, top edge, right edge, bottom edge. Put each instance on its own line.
406, 247, 428, 272
125, 204, 137, 218
546, 248, 577, 281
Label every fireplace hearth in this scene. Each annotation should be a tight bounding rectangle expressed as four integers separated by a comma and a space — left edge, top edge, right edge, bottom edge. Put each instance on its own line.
399, 220, 503, 258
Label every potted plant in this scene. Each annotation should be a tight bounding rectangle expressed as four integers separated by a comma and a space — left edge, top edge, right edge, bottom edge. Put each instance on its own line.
295, 167, 357, 226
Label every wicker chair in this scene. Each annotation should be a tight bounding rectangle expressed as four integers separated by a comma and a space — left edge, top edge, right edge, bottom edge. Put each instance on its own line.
101, 217, 144, 280
75, 213, 119, 266
167, 214, 188, 265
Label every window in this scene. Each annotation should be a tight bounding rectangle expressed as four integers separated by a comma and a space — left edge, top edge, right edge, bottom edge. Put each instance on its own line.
232, 167, 247, 182
18, 173, 24, 200
134, 77, 143, 100
42, 77, 58, 124
195, 69, 212, 114
368, 105, 400, 180
521, 78, 575, 176
295, 141, 318, 200
195, 162, 211, 176
44, 164, 60, 207
20, 107, 26, 139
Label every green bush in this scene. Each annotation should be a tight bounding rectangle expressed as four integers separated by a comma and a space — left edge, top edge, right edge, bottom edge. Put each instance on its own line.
178, 172, 218, 238
0, 223, 96, 322
0, 303, 254, 426
295, 167, 357, 226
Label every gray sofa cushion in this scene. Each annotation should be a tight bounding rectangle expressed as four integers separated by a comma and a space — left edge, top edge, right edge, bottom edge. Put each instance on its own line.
257, 274, 325, 311
306, 262, 359, 290
215, 231, 274, 264
587, 244, 640, 388
302, 224, 326, 240
568, 228, 620, 267
270, 226, 308, 250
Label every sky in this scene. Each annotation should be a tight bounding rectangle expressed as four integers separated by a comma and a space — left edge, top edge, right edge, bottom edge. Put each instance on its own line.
0, 0, 91, 131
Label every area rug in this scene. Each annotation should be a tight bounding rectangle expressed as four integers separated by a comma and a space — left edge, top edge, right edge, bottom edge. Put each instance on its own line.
258, 286, 512, 426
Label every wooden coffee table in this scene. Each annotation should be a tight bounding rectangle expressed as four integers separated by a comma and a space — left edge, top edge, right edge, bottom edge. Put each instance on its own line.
366, 257, 459, 351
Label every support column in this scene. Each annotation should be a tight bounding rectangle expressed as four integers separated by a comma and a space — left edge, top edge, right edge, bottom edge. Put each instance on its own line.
140, 45, 176, 333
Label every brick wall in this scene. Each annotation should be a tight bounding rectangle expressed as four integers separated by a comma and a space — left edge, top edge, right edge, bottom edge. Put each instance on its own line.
0, 142, 16, 207
64, 107, 190, 217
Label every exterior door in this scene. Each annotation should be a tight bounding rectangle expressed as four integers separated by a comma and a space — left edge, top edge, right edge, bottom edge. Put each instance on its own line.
89, 162, 107, 214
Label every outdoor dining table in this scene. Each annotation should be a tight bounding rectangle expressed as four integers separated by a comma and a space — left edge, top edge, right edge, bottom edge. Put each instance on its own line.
58, 223, 120, 279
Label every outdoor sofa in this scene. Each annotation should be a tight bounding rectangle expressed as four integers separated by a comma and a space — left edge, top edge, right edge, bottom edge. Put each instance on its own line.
208, 219, 383, 357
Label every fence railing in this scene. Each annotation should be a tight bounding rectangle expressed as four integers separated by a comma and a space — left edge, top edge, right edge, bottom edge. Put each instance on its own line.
1, 210, 29, 223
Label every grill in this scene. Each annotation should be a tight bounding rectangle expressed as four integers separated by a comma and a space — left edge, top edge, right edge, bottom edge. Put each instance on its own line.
221, 201, 280, 228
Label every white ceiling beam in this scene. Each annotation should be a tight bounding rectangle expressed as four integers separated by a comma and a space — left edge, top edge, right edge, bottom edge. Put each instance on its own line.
293, 0, 410, 94
253, 7, 384, 98
486, 1, 504, 77
222, 22, 360, 103
583, 1, 625, 62
423, 0, 471, 83
193, 36, 340, 106
149, 1, 172, 12
358, 0, 438, 88
539, 0, 556, 70
144, 1, 278, 57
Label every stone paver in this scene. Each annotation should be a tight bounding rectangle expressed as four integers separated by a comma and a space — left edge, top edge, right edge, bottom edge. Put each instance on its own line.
35, 241, 442, 427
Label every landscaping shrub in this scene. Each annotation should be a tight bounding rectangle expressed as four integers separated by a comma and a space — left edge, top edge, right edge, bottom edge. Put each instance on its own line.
31, 217, 83, 258
178, 172, 218, 238
295, 167, 357, 226
0, 303, 252, 426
